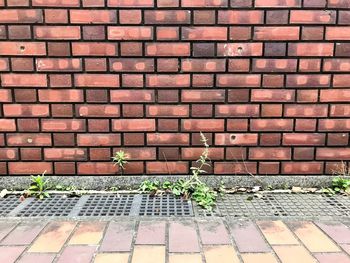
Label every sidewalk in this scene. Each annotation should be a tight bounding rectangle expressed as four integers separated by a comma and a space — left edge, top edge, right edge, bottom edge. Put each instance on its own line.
1, 218, 350, 263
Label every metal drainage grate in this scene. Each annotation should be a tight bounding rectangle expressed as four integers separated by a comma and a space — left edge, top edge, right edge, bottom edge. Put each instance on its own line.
78, 195, 134, 217
139, 194, 193, 216
0, 195, 22, 216
15, 195, 79, 217
195, 194, 350, 218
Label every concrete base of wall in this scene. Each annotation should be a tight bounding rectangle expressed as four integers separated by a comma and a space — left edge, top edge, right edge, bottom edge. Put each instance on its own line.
0, 175, 333, 191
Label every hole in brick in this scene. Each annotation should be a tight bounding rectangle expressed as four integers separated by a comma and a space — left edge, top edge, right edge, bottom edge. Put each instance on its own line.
230, 135, 236, 140
20, 45, 25, 52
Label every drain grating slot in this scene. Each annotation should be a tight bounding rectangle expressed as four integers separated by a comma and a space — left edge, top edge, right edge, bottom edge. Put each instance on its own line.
195, 194, 350, 218
78, 194, 134, 217
139, 194, 193, 216
14, 195, 79, 217
0, 195, 22, 216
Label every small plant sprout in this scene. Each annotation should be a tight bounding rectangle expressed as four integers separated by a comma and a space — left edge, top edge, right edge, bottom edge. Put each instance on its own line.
112, 150, 129, 175
27, 171, 50, 200
331, 162, 350, 195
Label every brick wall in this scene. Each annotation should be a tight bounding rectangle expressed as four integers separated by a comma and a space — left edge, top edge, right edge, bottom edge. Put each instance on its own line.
0, 0, 349, 177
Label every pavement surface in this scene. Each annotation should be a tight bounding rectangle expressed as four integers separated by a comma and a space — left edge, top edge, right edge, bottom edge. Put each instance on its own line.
0, 218, 350, 263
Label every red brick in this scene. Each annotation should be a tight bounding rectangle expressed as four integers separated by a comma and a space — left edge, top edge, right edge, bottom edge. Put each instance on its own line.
9, 162, 53, 174
288, 43, 334, 56
119, 10, 142, 24
290, 10, 336, 24
44, 148, 86, 161
108, 26, 153, 40
181, 59, 225, 72
35, 26, 81, 40
157, 59, 179, 72
145, 10, 190, 24
282, 162, 323, 174
0, 119, 16, 131
182, 0, 227, 6
229, 27, 252, 40
108, 0, 154, 7
317, 148, 350, 160
77, 105, 119, 117
122, 74, 144, 87
88, 119, 110, 132
82, 26, 106, 40
255, 0, 301, 7
70, 10, 116, 24
48, 43, 70, 56
21, 148, 42, 160
328, 0, 350, 8
182, 148, 224, 160
111, 59, 154, 72
45, 9, 68, 24
0, 90, 12, 102
217, 43, 263, 57
284, 104, 328, 117
334, 74, 350, 87
251, 119, 293, 131
75, 74, 119, 87
326, 27, 350, 40
299, 59, 321, 72
120, 42, 143, 56
228, 59, 250, 72
302, 26, 324, 40
78, 162, 118, 175
253, 59, 297, 72
295, 119, 317, 131
33, 0, 79, 6
122, 104, 144, 117
72, 43, 117, 56
112, 119, 155, 131
254, 27, 300, 40
194, 10, 215, 24
252, 89, 294, 102
217, 74, 261, 87
330, 104, 350, 117
250, 148, 291, 160
192, 74, 214, 87
218, 10, 263, 24
124, 133, 144, 146
7, 0, 30, 6
182, 90, 224, 102
1, 74, 47, 87
85, 58, 107, 72
319, 120, 350, 131
0, 9, 42, 23
39, 90, 83, 102
3, 104, 49, 117
182, 27, 227, 40
36, 58, 81, 72
147, 74, 190, 87
283, 133, 326, 146
215, 133, 258, 146
147, 105, 189, 117
77, 134, 121, 146
7, 134, 51, 146
287, 74, 330, 87
0, 149, 18, 160
111, 90, 154, 102
259, 162, 280, 174
327, 133, 349, 146
146, 43, 190, 56
323, 59, 350, 72
147, 133, 189, 146
0, 42, 46, 56
158, 119, 178, 131
42, 119, 85, 132
215, 105, 259, 117
182, 119, 224, 132
8, 26, 31, 40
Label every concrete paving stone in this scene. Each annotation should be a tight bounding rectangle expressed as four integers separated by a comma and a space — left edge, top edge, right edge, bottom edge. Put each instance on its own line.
168, 253, 202, 263
288, 221, 341, 252
1, 222, 46, 245
57, 245, 96, 263
0, 222, 17, 241
100, 221, 135, 252
135, 221, 166, 245
131, 246, 165, 263
241, 253, 279, 263
273, 245, 317, 263
315, 222, 350, 244
94, 253, 129, 263
204, 245, 240, 263
17, 253, 56, 263
0, 246, 26, 263
28, 221, 76, 253
228, 220, 270, 253
257, 220, 299, 245
169, 221, 200, 253
69, 221, 106, 245
198, 220, 231, 245
314, 252, 350, 263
